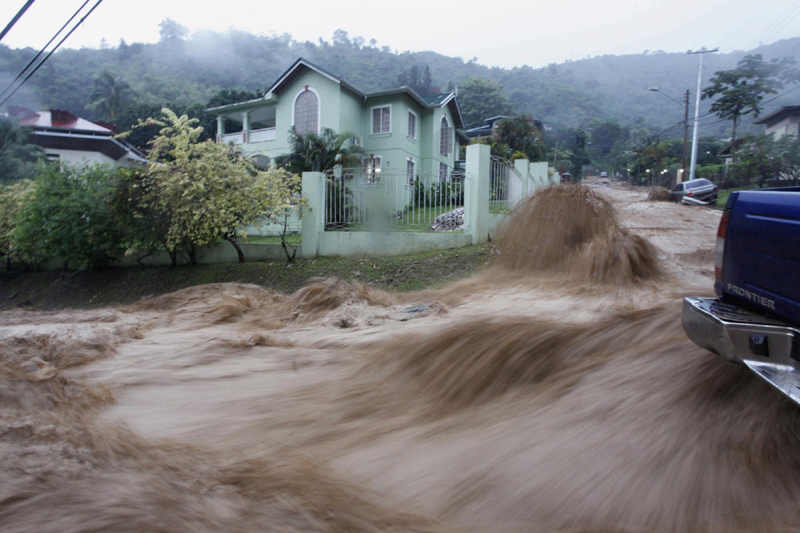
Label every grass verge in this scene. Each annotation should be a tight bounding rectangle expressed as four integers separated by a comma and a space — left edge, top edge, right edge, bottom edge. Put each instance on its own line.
0, 244, 494, 311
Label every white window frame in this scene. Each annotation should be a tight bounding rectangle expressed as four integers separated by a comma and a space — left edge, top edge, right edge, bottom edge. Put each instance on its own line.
370, 105, 392, 135
365, 155, 382, 184
406, 157, 417, 187
291, 87, 321, 135
407, 110, 417, 141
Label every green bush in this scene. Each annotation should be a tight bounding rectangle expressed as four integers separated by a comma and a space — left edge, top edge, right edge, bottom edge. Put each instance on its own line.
14, 164, 128, 269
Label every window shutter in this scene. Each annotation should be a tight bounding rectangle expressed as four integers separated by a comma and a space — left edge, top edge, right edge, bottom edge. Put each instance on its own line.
294, 90, 318, 135
381, 108, 391, 132
372, 109, 381, 133
439, 162, 448, 182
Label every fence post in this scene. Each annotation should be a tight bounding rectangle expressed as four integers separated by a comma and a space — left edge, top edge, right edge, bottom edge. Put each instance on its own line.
465, 143, 491, 245
301, 172, 325, 258
514, 159, 530, 203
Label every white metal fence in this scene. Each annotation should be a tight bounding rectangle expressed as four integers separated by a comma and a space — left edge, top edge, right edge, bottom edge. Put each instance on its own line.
323, 167, 468, 232
490, 156, 523, 213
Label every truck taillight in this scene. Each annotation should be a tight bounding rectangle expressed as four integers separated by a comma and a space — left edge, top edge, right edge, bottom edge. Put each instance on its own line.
686, 191, 693, 196
715, 209, 731, 281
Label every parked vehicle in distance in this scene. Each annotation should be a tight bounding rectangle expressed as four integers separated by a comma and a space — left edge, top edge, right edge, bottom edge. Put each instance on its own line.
682, 187, 800, 406
671, 179, 718, 205
600, 171, 608, 178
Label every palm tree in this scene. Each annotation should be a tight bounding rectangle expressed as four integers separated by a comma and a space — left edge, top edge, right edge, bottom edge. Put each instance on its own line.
89, 72, 135, 122
279, 127, 364, 172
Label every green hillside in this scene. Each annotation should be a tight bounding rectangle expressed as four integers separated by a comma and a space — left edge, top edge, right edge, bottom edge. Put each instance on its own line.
1, 25, 798, 137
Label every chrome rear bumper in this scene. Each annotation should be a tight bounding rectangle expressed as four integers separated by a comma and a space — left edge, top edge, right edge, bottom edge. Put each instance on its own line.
682, 297, 800, 405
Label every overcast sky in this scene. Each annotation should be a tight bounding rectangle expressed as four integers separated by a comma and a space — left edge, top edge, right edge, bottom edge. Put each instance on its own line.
1, 0, 798, 68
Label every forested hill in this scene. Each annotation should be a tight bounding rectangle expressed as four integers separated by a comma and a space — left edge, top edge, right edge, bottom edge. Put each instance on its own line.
1, 25, 798, 135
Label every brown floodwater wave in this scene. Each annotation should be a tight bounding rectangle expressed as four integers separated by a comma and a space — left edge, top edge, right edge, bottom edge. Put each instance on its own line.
1, 187, 799, 532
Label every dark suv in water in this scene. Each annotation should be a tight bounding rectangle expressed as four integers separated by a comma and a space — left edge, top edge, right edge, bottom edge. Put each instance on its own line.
671, 179, 718, 205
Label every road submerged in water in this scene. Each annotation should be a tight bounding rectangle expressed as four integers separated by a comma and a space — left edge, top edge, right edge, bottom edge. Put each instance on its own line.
3, 182, 800, 532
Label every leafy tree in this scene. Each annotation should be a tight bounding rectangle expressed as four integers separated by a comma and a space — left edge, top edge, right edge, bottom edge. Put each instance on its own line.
13, 164, 128, 269
702, 54, 799, 161
89, 71, 136, 121
737, 134, 800, 187
395, 64, 435, 96
494, 116, 545, 161
0, 179, 34, 268
0, 118, 41, 183
128, 108, 301, 263
109, 167, 173, 266
458, 78, 513, 128
279, 127, 364, 173
159, 18, 189, 43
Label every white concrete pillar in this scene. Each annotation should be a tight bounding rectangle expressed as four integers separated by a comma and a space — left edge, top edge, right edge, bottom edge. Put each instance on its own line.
242, 111, 250, 144
301, 172, 325, 258
216, 116, 225, 142
465, 143, 491, 245
514, 158, 530, 203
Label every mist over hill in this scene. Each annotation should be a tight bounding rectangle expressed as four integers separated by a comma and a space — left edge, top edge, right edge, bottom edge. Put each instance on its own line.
1, 26, 798, 138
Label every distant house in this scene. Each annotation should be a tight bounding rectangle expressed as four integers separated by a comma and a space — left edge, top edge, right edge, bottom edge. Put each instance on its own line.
5, 106, 147, 168
206, 58, 468, 180
753, 105, 800, 139
464, 116, 546, 140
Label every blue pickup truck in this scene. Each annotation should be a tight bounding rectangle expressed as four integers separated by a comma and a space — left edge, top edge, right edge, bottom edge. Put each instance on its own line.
683, 188, 800, 405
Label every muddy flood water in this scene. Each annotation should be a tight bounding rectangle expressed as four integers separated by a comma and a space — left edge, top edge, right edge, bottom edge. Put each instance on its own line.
2, 183, 799, 532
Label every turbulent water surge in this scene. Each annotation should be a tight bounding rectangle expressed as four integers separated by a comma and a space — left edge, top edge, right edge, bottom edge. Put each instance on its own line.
2, 182, 797, 532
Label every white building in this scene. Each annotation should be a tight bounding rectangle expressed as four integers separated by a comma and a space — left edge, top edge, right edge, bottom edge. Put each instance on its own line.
754, 105, 800, 139
6, 106, 146, 167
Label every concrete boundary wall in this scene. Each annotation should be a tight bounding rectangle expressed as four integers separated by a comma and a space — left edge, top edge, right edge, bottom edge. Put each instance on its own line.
317, 231, 473, 257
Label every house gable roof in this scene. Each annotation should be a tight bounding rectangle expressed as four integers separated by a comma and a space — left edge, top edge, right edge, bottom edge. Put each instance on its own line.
8, 106, 113, 134
265, 58, 365, 98
208, 57, 465, 128
753, 105, 800, 126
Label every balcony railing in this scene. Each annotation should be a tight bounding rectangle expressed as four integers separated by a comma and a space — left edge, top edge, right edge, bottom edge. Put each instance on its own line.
222, 132, 244, 144
249, 127, 276, 143
221, 128, 276, 145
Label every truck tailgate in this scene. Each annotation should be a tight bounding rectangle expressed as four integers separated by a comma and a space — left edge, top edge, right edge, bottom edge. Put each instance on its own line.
723, 189, 800, 324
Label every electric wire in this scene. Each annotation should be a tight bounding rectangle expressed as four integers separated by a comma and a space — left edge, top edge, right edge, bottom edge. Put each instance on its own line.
0, 0, 103, 108
0, 0, 92, 101
0, 0, 35, 42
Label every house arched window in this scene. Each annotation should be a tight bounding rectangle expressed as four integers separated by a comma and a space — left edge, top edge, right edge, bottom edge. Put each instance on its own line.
294, 89, 319, 135
439, 116, 452, 155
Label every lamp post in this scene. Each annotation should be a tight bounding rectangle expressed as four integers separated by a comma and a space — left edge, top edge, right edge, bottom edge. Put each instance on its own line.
649, 87, 690, 181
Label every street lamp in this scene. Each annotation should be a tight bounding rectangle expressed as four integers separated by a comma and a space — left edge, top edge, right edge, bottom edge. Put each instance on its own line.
648, 87, 685, 109
649, 87, 691, 181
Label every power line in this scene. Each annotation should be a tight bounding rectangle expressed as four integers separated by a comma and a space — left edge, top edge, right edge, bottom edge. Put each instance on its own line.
743, 0, 800, 51
0, 0, 92, 102
0, 0, 35, 42
0, 0, 103, 108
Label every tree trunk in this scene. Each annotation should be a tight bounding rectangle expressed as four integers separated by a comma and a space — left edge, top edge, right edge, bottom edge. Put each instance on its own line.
184, 239, 197, 265
224, 235, 246, 263
280, 214, 297, 263
730, 116, 738, 164
163, 243, 177, 266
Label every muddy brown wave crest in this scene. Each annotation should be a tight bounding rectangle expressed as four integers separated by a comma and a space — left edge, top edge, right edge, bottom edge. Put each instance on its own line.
497, 185, 662, 284
0, 314, 436, 532
371, 305, 679, 414
648, 186, 673, 202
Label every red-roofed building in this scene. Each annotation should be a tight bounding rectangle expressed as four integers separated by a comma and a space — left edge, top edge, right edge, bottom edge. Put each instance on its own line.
5, 106, 146, 168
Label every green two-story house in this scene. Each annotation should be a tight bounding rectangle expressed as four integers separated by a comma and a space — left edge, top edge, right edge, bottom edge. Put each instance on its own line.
207, 58, 466, 181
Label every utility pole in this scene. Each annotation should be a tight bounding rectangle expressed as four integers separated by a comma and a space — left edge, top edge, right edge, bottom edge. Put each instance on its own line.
682, 89, 690, 181
687, 47, 718, 181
